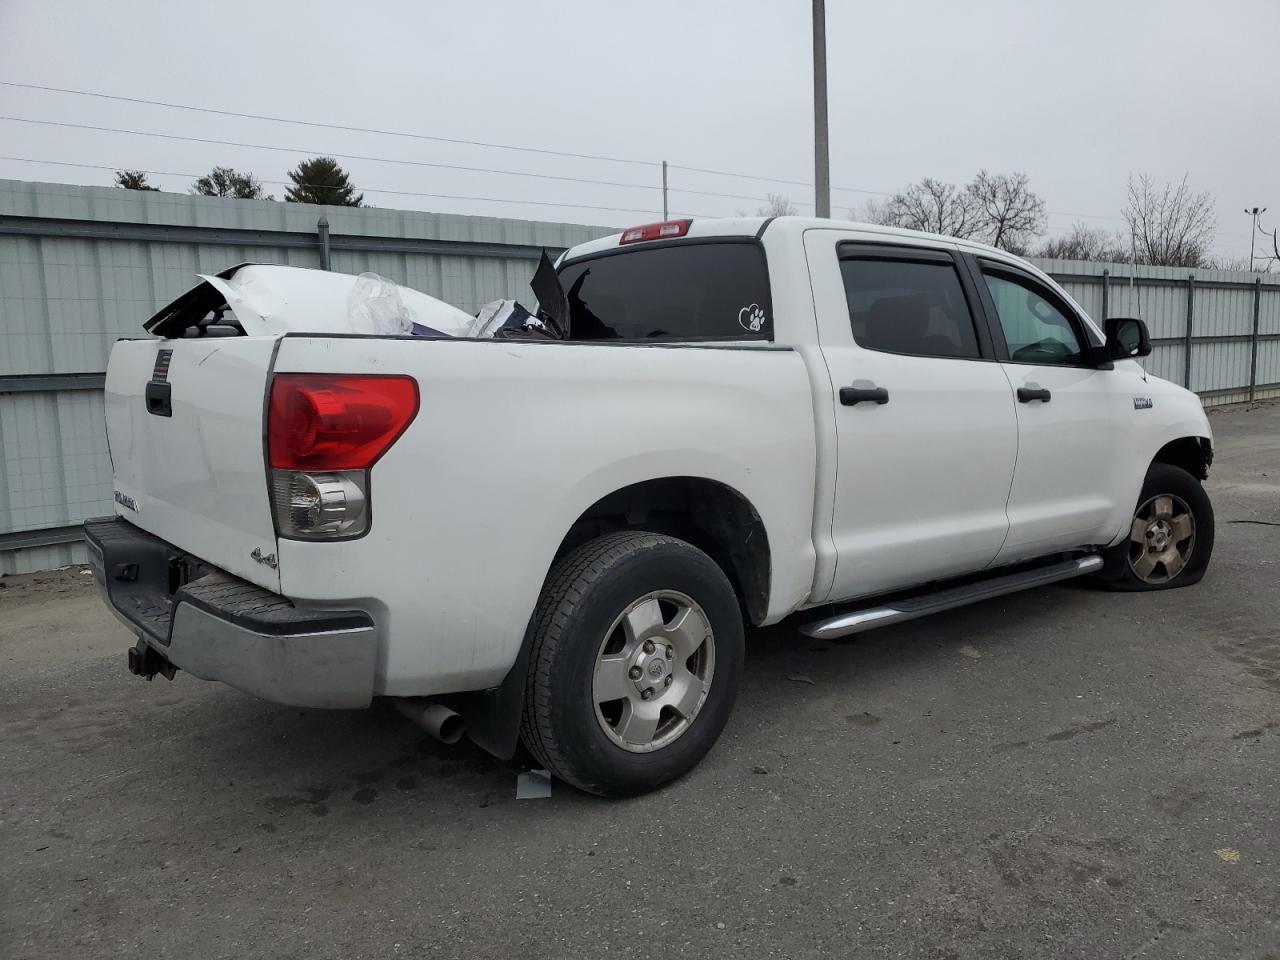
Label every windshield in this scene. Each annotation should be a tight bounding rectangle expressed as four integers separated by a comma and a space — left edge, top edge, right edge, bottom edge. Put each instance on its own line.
557, 241, 772, 341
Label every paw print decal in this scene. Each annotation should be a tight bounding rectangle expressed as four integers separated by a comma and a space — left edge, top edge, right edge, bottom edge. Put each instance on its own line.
738, 303, 766, 333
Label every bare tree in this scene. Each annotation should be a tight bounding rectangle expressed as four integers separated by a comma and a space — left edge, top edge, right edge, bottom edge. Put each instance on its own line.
1036, 222, 1129, 262
192, 166, 270, 200
756, 193, 798, 217
967, 170, 1045, 253
867, 177, 982, 238
1123, 173, 1216, 267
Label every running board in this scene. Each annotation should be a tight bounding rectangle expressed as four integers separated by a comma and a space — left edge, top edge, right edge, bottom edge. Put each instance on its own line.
801, 555, 1103, 641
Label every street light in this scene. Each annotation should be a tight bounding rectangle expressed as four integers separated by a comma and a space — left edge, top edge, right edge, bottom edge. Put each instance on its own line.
1245, 206, 1267, 272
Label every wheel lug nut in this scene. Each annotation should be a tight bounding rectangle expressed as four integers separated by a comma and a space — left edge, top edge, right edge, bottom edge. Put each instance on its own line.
641, 688, 654, 700
628, 667, 641, 680
665, 646, 673, 660
643, 640, 655, 654
664, 675, 672, 687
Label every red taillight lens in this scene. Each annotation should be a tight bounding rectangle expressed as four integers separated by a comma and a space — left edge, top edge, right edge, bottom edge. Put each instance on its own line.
268, 374, 419, 470
619, 219, 692, 244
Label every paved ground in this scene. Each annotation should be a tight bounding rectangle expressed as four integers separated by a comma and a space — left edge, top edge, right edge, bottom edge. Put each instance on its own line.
2, 403, 1278, 960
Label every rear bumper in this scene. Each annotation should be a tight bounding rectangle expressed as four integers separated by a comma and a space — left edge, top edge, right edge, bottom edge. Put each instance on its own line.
85, 517, 377, 708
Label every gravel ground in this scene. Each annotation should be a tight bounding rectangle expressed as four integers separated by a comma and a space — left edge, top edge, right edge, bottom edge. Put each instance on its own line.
2, 401, 1277, 960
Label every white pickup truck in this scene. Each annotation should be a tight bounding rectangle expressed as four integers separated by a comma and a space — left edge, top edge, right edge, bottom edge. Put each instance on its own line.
88, 216, 1215, 797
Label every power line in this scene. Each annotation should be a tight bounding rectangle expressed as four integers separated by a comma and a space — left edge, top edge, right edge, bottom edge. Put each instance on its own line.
0, 79, 660, 169
0, 115, 801, 208
1, 78, 892, 202
669, 162, 890, 197
0, 156, 710, 218
0, 116, 666, 193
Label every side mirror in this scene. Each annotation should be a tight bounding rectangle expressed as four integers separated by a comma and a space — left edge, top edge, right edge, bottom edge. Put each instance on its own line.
1105, 317, 1152, 360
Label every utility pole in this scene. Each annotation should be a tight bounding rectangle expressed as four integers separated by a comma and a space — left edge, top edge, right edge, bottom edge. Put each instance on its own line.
662, 160, 668, 220
812, 0, 830, 218
1245, 206, 1267, 272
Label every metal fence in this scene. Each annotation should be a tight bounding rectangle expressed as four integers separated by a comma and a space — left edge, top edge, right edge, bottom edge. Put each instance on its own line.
0, 179, 612, 573
2, 178, 1279, 574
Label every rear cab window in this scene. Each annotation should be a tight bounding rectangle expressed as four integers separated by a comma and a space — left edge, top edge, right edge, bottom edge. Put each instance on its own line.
557, 241, 772, 341
837, 247, 984, 359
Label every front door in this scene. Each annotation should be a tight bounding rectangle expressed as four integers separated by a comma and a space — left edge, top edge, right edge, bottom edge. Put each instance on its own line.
805, 232, 1020, 602
968, 259, 1128, 563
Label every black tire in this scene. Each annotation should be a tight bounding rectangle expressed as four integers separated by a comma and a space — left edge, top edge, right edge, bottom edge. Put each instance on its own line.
1100, 462, 1214, 591
519, 532, 744, 798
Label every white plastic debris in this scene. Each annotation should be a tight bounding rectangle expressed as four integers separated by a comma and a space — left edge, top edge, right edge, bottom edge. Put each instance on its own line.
196, 265, 474, 338
468, 299, 544, 339
515, 768, 552, 799
348, 272, 413, 335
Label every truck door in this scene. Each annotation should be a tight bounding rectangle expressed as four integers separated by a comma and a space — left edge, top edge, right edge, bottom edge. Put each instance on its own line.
804, 232, 1019, 602
966, 258, 1128, 563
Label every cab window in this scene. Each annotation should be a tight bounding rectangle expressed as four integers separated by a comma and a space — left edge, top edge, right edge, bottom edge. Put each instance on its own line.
981, 270, 1087, 366
839, 257, 982, 359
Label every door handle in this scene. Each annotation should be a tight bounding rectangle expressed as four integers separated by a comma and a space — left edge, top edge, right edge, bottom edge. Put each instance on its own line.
145, 380, 173, 417
1017, 386, 1051, 403
839, 385, 889, 406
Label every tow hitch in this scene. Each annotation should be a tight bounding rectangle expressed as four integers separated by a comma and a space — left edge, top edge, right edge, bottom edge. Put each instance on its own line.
127, 639, 177, 681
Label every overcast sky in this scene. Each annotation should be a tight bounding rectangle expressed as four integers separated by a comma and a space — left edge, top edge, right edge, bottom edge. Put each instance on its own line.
1, 0, 1275, 258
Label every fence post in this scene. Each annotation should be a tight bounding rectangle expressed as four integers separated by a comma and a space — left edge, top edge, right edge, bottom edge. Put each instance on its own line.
1183, 274, 1195, 390
1101, 268, 1109, 320
1249, 277, 1262, 403
317, 217, 331, 271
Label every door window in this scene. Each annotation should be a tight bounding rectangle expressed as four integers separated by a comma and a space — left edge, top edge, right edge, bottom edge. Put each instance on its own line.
839, 258, 981, 359
982, 271, 1086, 366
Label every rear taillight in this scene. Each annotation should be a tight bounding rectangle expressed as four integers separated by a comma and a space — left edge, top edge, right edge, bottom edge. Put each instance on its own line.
267, 374, 418, 539
619, 219, 692, 244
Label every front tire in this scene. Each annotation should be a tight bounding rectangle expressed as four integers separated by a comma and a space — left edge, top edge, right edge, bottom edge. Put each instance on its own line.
519, 532, 744, 797
1101, 462, 1214, 591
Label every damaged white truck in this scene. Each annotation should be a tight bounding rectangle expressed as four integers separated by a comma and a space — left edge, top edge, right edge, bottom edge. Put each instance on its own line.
88, 216, 1216, 797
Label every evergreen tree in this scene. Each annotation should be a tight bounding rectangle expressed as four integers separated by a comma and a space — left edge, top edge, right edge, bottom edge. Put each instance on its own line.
284, 157, 363, 206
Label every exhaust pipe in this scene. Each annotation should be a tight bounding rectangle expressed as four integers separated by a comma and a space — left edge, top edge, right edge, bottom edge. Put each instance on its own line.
394, 698, 466, 745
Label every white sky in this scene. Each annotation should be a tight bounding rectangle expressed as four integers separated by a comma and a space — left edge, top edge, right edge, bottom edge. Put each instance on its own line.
1, 0, 1275, 257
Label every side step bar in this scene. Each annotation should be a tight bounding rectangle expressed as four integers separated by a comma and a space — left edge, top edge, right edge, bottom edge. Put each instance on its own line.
801, 555, 1103, 641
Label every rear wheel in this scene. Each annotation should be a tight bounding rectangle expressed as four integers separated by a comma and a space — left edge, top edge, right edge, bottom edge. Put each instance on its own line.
1101, 463, 1214, 591
519, 532, 744, 797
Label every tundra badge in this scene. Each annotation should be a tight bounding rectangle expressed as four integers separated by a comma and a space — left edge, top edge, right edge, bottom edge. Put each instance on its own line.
250, 547, 278, 569
113, 490, 140, 513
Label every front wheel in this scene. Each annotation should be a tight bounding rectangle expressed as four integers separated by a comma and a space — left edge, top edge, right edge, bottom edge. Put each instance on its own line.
1100, 462, 1215, 591
519, 532, 744, 797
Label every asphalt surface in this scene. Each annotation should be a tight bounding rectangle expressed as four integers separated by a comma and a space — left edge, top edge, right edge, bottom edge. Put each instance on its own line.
2, 402, 1278, 960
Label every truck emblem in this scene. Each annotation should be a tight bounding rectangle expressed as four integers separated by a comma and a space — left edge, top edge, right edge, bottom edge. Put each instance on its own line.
1133, 397, 1153, 410
113, 490, 140, 513
250, 547, 278, 569
738, 303, 766, 333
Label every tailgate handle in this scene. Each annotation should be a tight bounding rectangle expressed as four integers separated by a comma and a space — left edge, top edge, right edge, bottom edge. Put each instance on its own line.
145, 381, 173, 417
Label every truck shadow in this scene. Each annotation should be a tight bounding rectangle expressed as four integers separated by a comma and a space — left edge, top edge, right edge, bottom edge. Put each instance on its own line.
137, 578, 1115, 828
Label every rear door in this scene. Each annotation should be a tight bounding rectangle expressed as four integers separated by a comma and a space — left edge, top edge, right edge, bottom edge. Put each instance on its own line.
966, 257, 1127, 562
104, 337, 281, 590
805, 232, 1019, 602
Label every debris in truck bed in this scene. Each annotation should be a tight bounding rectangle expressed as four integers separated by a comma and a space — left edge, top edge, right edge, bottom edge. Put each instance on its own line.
145, 253, 569, 341
146, 263, 474, 339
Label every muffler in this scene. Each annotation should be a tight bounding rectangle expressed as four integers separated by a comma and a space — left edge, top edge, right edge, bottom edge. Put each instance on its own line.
394, 698, 466, 745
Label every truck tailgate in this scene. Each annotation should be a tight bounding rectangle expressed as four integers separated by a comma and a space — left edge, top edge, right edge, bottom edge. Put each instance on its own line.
104, 337, 281, 591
